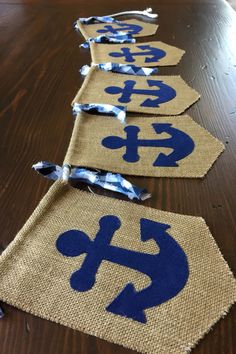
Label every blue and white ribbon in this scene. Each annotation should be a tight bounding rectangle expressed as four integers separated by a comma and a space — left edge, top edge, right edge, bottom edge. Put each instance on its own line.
33, 162, 150, 201
80, 63, 158, 77
77, 16, 120, 25
0, 305, 4, 319
72, 103, 126, 124
33, 161, 63, 180
80, 32, 135, 49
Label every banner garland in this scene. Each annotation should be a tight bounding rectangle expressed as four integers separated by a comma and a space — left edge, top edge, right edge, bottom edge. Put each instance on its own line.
0, 7, 235, 354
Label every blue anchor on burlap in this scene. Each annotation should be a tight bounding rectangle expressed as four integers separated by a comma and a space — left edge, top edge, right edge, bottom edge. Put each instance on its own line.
56, 215, 189, 323
96, 23, 143, 35
102, 124, 195, 167
109, 45, 166, 63
104, 79, 176, 107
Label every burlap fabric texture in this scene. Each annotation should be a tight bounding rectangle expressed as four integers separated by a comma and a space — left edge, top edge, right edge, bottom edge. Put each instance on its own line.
64, 113, 224, 178
0, 181, 235, 354
77, 19, 158, 39
90, 41, 185, 67
72, 66, 200, 115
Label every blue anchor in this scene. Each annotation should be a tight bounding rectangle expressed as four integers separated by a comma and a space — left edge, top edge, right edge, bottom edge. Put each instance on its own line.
56, 215, 189, 323
96, 23, 143, 35
102, 124, 195, 167
104, 80, 176, 108
109, 45, 166, 63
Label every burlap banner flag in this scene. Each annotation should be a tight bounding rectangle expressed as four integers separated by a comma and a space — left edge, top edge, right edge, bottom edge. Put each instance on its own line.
72, 67, 200, 115
90, 41, 185, 67
77, 19, 158, 39
64, 113, 224, 178
0, 181, 235, 354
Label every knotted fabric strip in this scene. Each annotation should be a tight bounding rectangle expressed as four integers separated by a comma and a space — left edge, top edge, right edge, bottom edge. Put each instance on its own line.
77, 16, 120, 25
72, 103, 126, 124
80, 63, 158, 77
80, 32, 135, 49
32, 161, 150, 201
0, 305, 4, 319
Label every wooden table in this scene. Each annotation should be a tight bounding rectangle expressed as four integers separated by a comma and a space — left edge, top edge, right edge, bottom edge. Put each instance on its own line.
0, 0, 236, 353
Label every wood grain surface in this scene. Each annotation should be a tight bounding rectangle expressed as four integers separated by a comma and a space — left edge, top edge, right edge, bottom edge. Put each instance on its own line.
0, 0, 236, 353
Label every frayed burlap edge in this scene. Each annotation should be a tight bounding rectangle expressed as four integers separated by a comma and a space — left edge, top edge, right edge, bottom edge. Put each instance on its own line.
0, 294, 235, 354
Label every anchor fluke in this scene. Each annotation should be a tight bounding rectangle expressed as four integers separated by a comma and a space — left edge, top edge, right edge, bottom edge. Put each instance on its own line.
154, 152, 179, 167
106, 283, 147, 323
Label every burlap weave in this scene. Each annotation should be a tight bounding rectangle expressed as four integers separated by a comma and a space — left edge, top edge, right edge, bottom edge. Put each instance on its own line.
90, 41, 185, 67
77, 19, 158, 40
0, 181, 235, 354
72, 67, 200, 115
64, 113, 224, 177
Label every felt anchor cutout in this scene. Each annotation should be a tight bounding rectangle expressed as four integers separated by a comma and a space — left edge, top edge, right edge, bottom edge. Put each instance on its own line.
56, 215, 189, 323
102, 124, 195, 166
96, 22, 143, 36
105, 80, 177, 107
109, 45, 166, 63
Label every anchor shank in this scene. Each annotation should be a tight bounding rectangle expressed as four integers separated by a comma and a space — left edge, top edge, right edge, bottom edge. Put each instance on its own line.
138, 138, 173, 148
132, 88, 161, 97
103, 244, 157, 279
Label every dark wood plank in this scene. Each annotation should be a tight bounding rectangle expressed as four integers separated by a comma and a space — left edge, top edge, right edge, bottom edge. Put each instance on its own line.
0, 0, 236, 353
